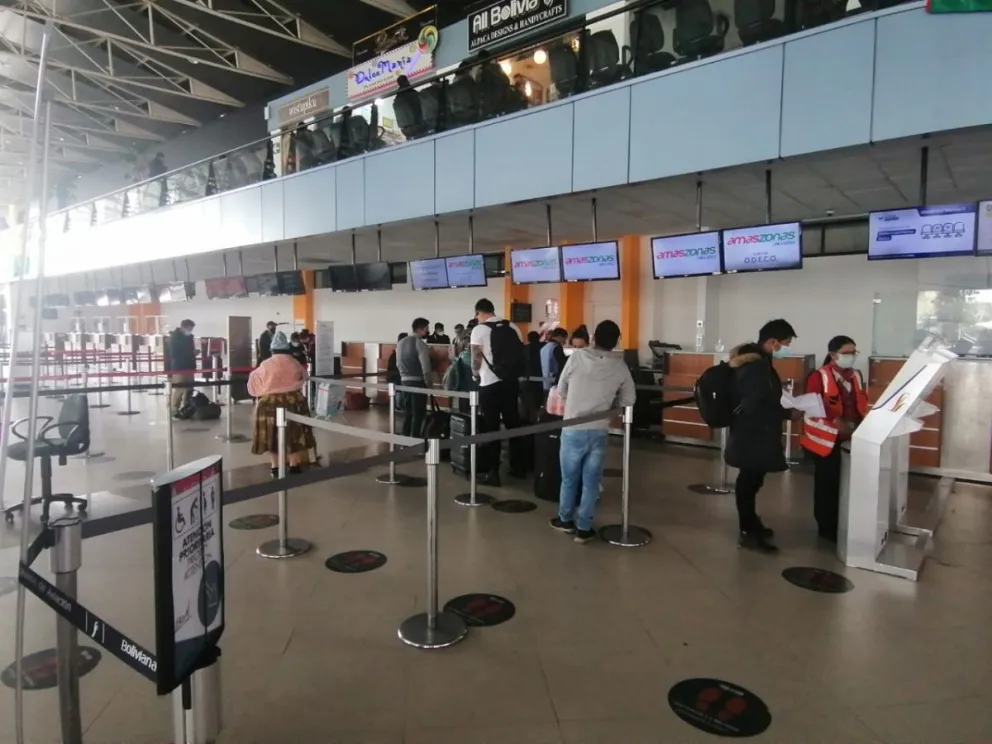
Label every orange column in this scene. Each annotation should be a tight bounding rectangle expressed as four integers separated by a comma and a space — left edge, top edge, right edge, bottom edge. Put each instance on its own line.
130, 299, 162, 334
619, 235, 640, 350
293, 269, 315, 329
504, 247, 530, 334
557, 281, 584, 333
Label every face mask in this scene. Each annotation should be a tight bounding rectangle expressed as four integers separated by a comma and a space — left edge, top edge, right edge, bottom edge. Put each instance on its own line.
834, 354, 856, 369
772, 345, 790, 359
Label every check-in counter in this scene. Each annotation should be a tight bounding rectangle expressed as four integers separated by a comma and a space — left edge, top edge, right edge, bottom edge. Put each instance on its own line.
868, 355, 992, 482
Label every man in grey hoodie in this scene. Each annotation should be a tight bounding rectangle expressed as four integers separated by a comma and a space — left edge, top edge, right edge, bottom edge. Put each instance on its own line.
550, 320, 636, 543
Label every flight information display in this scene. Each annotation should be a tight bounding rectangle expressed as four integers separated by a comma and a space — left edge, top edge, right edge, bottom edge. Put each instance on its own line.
444, 254, 487, 288
723, 222, 802, 273
652, 232, 722, 278
979, 200, 992, 255
561, 241, 620, 282
409, 258, 449, 290
510, 246, 561, 284
869, 204, 977, 260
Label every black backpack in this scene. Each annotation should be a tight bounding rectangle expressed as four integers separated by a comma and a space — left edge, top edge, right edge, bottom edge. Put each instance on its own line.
695, 362, 736, 428
484, 320, 526, 382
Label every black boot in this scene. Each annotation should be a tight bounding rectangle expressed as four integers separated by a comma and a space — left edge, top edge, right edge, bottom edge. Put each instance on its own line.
755, 517, 774, 539
738, 529, 778, 554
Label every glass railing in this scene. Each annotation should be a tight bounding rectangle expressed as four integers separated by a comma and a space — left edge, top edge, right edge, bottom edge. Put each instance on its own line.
17, 0, 912, 237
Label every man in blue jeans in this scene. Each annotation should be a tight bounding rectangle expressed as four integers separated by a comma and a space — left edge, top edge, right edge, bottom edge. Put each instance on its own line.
550, 320, 636, 543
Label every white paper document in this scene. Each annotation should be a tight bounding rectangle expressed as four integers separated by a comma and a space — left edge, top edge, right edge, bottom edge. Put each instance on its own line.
781, 391, 826, 418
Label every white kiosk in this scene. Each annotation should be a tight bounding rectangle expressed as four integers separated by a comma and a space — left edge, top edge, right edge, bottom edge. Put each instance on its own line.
839, 335, 962, 581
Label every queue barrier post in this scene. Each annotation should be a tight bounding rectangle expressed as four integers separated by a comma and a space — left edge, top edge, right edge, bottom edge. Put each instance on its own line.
91, 355, 109, 409
688, 427, 733, 495
398, 437, 468, 649
51, 516, 84, 744
600, 406, 652, 547
211, 354, 222, 405
216, 377, 249, 443
172, 649, 223, 744
117, 371, 140, 417
376, 383, 412, 486
454, 389, 494, 507
165, 378, 175, 470
75, 366, 104, 460
784, 379, 799, 467
257, 407, 311, 559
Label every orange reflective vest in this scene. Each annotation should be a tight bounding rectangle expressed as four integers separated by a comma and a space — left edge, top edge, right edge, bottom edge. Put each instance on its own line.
799, 366, 869, 457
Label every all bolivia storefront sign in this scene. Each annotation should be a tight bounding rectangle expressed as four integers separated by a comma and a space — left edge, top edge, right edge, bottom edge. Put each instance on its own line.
468, 0, 568, 51
347, 25, 440, 102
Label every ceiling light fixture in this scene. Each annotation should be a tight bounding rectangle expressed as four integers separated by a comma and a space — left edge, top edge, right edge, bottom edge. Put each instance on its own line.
499, 60, 512, 75
533, 49, 547, 65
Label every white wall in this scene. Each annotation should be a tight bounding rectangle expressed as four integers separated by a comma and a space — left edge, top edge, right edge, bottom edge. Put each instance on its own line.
159, 287, 295, 340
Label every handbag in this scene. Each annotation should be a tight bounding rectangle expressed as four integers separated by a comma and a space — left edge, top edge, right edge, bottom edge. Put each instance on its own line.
545, 385, 565, 417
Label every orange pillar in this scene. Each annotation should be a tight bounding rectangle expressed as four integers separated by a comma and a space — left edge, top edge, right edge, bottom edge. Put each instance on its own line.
504, 247, 530, 334
619, 235, 640, 350
293, 270, 315, 329
557, 281, 585, 333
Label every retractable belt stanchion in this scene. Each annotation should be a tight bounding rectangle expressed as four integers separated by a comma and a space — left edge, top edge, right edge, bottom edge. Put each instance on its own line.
454, 389, 494, 506
599, 406, 652, 547
165, 378, 175, 470
117, 365, 140, 416
216, 370, 249, 443
211, 354, 222, 405
75, 366, 104, 460
172, 650, 223, 744
257, 407, 311, 559
398, 438, 468, 649
51, 516, 84, 744
784, 379, 799, 467
688, 427, 733, 494
91, 355, 109, 409
376, 383, 412, 486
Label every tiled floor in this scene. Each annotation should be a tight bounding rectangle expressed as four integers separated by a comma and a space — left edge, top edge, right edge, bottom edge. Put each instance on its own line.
0, 388, 990, 743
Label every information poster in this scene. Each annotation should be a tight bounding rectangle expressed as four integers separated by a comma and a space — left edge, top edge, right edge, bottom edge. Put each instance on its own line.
410, 258, 449, 290
869, 204, 977, 259
723, 222, 802, 272
314, 320, 335, 376
152, 456, 225, 695
561, 242, 620, 282
510, 246, 561, 284
652, 232, 722, 278
444, 254, 487, 288
975, 200, 992, 254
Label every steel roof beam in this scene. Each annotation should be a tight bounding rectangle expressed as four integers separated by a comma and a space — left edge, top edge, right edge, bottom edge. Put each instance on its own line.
357, 0, 419, 17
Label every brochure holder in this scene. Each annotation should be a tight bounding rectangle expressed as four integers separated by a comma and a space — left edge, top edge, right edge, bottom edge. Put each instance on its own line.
839, 335, 958, 581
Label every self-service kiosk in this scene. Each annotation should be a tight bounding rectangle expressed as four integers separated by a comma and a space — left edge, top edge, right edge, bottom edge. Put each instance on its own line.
839, 335, 960, 581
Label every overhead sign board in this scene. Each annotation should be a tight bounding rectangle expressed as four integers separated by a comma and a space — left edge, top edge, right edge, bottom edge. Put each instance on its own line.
275, 88, 331, 128
347, 24, 440, 102
353, 6, 437, 65
468, 0, 568, 51
152, 455, 225, 695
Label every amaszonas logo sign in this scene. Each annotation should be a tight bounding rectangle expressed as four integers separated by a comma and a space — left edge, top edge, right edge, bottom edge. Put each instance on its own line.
514, 258, 558, 269
563, 254, 616, 265
656, 245, 717, 260
725, 230, 797, 246
447, 257, 483, 269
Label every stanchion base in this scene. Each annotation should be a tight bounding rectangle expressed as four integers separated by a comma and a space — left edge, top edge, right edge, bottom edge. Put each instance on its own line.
89, 404, 111, 409
376, 472, 415, 485
688, 484, 734, 495
216, 434, 250, 443
117, 411, 141, 417
454, 492, 495, 507
148, 391, 164, 396
599, 524, 653, 547
73, 451, 105, 460
397, 612, 468, 650
256, 537, 311, 559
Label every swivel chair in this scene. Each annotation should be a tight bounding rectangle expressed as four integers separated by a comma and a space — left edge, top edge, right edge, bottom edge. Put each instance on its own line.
3, 394, 90, 525
393, 85, 427, 140
630, 12, 677, 75
673, 0, 730, 62
735, 0, 786, 46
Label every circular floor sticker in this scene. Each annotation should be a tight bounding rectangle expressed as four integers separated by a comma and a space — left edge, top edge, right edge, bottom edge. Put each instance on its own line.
325, 550, 387, 574
444, 593, 516, 627
2, 647, 102, 690
782, 567, 854, 594
229, 514, 279, 530
491, 499, 537, 514
393, 476, 428, 488
668, 678, 771, 738
0, 577, 16, 599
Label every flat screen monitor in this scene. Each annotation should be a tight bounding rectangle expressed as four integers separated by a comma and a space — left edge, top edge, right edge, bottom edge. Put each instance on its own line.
444, 254, 488, 288
356, 262, 392, 291
652, 231, 723, 278
124, 288, 141, 305
978, 200, 992, 255
43, 293, 71, 308
868, 203, 978, 260
95, 291, 110, 307
409, 258, 449, 291
105, 289, 123, 306
561, 241, 620, 282
159, 282, 193, 303
722, 222, 802, 273
327, 265, 359, 293
253, 273, 281, 297
205, 277, 248, 300
510, 246, 562, 285
73, 291, 96, 307
277, 270, 306, 296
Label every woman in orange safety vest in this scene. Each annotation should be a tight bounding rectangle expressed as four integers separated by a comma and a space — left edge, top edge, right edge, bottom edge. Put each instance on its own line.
800, 335, 869, 544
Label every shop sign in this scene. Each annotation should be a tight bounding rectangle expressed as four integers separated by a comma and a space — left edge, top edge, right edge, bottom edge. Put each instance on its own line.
353, 6, 438, 65
468, 0, 568, 51
276, 88, 331, 128
347, 25, 440, 102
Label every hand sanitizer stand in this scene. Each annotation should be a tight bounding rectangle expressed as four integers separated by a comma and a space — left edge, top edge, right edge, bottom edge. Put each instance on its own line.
839, 336, 956, 581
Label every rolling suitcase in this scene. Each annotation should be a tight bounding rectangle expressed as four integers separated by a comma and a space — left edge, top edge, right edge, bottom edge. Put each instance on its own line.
450, 412, 474, 477
533, 411, 562, 502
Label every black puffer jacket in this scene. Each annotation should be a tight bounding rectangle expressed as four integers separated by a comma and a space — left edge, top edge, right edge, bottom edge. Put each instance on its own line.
724, 343, 788, 474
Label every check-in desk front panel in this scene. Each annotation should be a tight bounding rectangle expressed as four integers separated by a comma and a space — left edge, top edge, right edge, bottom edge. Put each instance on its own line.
341, 342, 365, 391
867, 357, 943, 470
662, 352, 714, 443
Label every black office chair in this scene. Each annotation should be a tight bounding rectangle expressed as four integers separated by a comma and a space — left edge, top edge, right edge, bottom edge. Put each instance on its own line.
735, 0, 786, 46
3, 394, 90, 525
674, 0, 730, 61
549, 42, 582, 98
630, 12, 677, 75
446, 72, 479, 128
587, 30, 629, 88
394, 86, 427, 140
420, 83, 444, 133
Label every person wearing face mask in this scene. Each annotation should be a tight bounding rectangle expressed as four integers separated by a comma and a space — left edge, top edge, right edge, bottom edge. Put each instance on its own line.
725, 318, 799, 554
800, 335, 868, 544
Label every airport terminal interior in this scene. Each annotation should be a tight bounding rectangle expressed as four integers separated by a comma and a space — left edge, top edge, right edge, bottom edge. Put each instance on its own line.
2, 0, 992, 742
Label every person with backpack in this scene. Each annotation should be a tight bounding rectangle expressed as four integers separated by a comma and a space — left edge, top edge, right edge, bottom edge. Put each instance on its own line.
800, 335, 868, 544
167, 319, 197, 418
396, 318, 434, 438
549, 320, 635, 543
723, 319, 799, 554
470, 298, 526, 486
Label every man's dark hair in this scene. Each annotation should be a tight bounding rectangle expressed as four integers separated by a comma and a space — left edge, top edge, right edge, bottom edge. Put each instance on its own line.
758, 319, 797, 344
454, 324, 465, 333
300, 328, 311, 337
527, 331, 540, 344
475, 298, 495, 314
551, 327, 569, 341
594, 320, 621, 351
412, 317, 430, 333
434, 322, 444, 331
180, 319, 195, 330
266, 320, 276, 329
397, 332, 408, 341
467, 318, 478, 329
